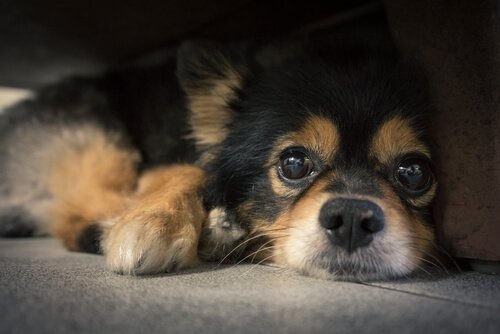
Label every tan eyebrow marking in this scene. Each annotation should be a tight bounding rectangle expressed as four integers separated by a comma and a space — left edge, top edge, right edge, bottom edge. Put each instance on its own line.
370, 116, 430, 164
287, 115, 340, 163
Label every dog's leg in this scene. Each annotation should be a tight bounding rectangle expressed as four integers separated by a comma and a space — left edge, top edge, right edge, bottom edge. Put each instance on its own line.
48, 127, 140, 253
102, 164, 206, 275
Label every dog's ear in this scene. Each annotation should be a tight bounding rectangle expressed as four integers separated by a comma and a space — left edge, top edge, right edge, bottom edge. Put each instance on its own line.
177, 41, 251, 152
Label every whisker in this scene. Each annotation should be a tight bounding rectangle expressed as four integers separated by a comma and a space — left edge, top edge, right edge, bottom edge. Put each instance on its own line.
388, 246, 437, 279
237, 245, 278, 266
411, 257, 436, 278
410, 236, 462, 272
234, 237, 280, 265
411, 245, 450, 275
249, 238, 280, 263
237, 250, 284, 278
217, 229, 291, 265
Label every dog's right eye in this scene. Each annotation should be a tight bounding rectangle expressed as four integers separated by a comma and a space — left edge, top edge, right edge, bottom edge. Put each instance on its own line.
279, 149, 314, 180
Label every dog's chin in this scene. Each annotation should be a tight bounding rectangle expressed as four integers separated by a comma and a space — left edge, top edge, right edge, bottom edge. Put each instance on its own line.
279, 234, 419, 282
306, 255, 416, 282
289, 253, 417, 282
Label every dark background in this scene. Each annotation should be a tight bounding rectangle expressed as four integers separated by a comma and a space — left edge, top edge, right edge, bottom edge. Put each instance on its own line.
0, 0, 374, 88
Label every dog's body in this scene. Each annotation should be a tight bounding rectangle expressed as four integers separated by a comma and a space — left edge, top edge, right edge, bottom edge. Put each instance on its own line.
0, 41, 438, 280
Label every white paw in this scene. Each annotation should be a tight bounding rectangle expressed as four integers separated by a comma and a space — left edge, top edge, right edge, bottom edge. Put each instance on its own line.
101, 211, 200, 275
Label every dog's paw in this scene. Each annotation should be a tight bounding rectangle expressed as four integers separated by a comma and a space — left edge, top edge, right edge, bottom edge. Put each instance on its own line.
102, 204, 202, 275
199, 207, 248, 262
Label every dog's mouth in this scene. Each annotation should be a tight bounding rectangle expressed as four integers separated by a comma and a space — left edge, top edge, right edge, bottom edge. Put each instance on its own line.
279, 238, 419, 281
203, 189, 434, 281
265, 196, 432, 281
303, 241, 417, 281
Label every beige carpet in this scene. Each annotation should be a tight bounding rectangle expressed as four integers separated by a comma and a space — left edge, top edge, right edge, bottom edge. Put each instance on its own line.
1, 238, 499, 334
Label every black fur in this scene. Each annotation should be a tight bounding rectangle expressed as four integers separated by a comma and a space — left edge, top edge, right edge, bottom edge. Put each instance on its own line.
1, 39, 435, 279
0, 51, 196, 239
198, 48, 429, 229
77, 224, 103, 254
0, 53, 196, 170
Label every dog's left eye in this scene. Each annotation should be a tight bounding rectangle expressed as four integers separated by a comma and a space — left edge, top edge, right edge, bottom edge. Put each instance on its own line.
394, 155, 433, 194
279, 149, 314, 180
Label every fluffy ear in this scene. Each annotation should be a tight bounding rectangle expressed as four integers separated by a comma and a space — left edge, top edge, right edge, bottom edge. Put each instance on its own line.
177, 41, 251, 153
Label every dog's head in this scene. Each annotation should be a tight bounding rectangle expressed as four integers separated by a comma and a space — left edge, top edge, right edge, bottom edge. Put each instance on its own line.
177, 41, 437, 280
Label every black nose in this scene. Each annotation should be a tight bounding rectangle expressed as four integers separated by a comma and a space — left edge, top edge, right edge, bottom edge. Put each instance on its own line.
319, 199, 385, 253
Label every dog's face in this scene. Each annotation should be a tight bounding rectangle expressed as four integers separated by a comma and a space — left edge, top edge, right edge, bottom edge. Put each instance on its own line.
178, 42, 437, 280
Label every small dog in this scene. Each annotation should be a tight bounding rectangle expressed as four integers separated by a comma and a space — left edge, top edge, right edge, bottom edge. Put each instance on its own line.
0, 40, 437, 280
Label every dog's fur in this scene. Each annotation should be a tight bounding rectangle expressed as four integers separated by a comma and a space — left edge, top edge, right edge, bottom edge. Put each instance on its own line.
0, 40, 438, 280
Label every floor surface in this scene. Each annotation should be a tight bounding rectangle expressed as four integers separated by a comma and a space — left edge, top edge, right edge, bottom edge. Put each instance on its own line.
1, 238, 499, 334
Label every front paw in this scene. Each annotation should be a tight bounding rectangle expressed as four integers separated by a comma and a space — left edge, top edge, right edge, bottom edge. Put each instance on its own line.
199, 207, 248, 262
102, 205, 202, 275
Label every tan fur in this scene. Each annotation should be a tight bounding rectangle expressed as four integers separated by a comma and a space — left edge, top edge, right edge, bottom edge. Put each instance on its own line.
371, 116, 436, 208
237, 116, 436, 279
49, 128, 140, 251
370, 183, 435, 267
268, 167, 301, 198
371, 116, 430, 164
102, 165, 207, 275
250, 169, 435, 279
268, 116, 340, 198
408, 183, 437, 208
293, 116, 341, 163
270, 186, 332, 278
250, 176, 332, 264
187, 69, 244, 151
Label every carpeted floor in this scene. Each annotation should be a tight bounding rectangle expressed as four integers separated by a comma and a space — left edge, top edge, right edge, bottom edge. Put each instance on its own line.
1, 238, 499, 334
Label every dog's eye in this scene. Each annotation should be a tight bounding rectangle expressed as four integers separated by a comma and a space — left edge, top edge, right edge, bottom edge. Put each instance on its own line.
395, 156, 433, 194
279, 149, 314, 180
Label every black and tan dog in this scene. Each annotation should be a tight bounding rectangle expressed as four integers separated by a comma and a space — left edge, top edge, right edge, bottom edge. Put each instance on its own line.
0, 41, 437, 280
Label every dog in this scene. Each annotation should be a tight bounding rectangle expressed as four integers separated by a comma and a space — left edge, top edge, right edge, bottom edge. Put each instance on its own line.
0, 40, 437, 280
